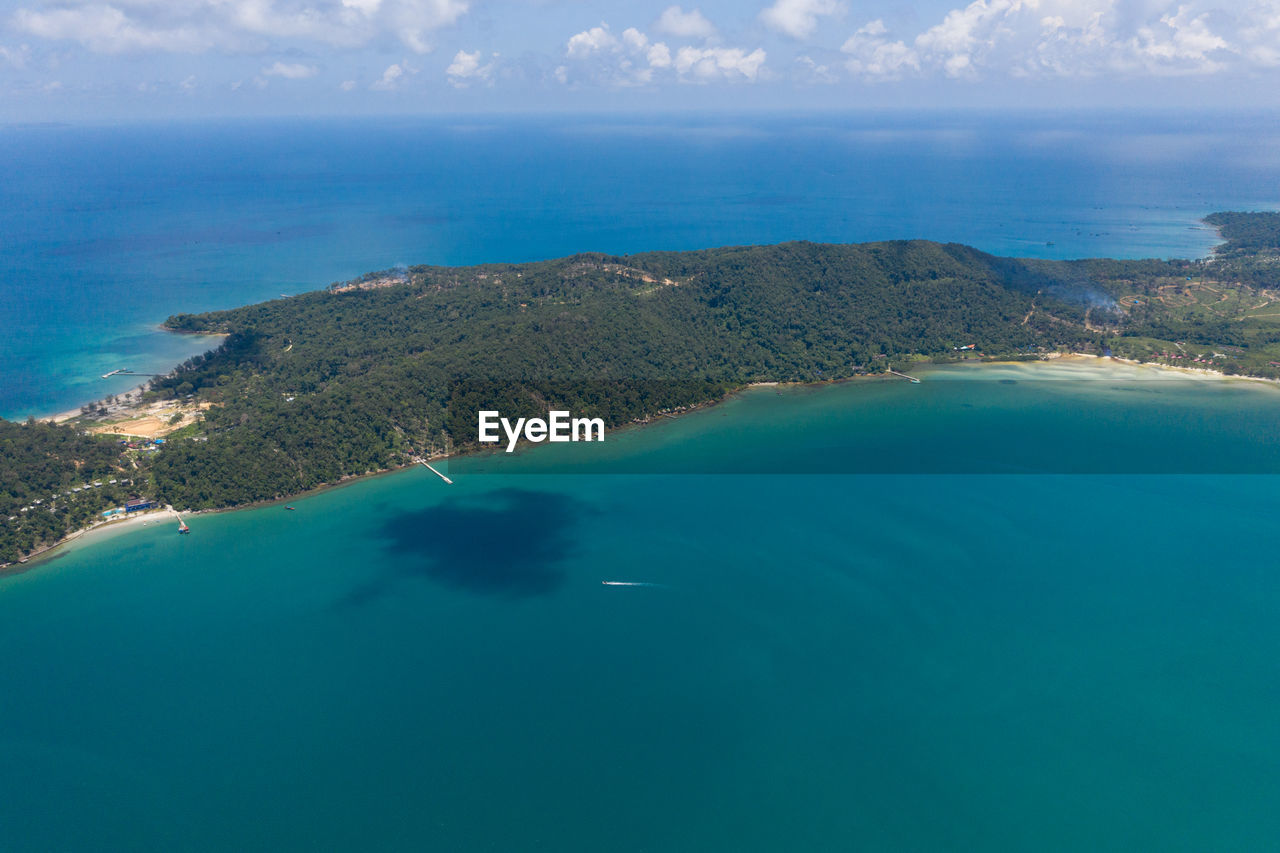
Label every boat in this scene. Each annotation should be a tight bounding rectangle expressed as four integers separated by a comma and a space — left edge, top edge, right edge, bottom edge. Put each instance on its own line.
176, 513, 190, 534
285, 506, 296, 511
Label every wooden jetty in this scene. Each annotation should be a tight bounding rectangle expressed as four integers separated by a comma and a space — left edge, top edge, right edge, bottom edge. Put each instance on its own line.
418, 459, 453, 485
101, 368, 159, 379
886, 365, 921, 383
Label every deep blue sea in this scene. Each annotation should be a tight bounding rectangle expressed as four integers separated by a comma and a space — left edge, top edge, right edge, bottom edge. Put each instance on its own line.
3, 112, 1279, 418
4, 114, 1280, 851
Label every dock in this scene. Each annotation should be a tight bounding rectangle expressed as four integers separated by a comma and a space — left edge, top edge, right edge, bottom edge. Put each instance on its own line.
886, 367, 921, 384
100, 369, 158, 379
419, 459, 453, 485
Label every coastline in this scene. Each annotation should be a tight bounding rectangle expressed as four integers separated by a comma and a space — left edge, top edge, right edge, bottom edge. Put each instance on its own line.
39, 378, 158, 425
15, 351, 1276, 574
12, 458, 430, 572
1052, 351, 1280, 386
6, 370, 920, 569
33, 328, 228, 425
4, 505, 180, 577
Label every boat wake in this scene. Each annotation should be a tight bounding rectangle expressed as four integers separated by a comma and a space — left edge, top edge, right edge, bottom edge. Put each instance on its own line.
601, 581, 667, 588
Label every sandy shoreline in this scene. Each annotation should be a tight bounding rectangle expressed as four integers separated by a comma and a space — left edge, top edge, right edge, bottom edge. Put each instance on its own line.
10, 457, 434, 572
1034, 352, 1280, 386
39, 377, 157, 425
31, 327, 228, 425
3, 505, 181, 577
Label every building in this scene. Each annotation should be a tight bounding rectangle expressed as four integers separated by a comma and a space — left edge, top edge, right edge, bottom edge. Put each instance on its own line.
124, 498, 154, 513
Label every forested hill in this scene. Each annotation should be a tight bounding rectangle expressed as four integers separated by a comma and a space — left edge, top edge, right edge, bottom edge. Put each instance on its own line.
165, 239, 1090, 384
147, 240, 1104, 508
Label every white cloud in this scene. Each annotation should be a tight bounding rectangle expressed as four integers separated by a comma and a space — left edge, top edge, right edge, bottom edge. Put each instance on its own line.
339, 79, 356, 90
13, 5, 216, 54
446, 48, 494, 86
760, 0, 844, 40
563, 24, 659, 84
263, 60, 318, 79
561, 21, 765, 86
370, 62, 407, 90
1237, 3, 1280, 66
342, 0, 382, 15
839, 0, 1267, 81
566, 24, 618, 58
11, 0, 470, 55
390, 0, 468, 53
674, 45, 767, 81
655, 6, 716, 39
1127, 6, 1230, 72
622, 27, 648, 52
841, 20, 919, 79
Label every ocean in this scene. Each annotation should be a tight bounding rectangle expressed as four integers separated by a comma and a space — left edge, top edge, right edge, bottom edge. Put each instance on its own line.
4, 113, 1280, 851
3, 111, 1279, 418
4, 363, 1280, 851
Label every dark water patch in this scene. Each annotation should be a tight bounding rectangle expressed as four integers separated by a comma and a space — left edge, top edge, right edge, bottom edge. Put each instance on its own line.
352, 489, 590, 603
998, 378, 1017, 385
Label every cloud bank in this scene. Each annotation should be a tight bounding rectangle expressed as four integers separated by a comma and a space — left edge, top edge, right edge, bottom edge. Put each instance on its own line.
559, 17, 766, 86
11, 0, 469, 54
840, 0, 1280, 80
4, 0, 1280, 105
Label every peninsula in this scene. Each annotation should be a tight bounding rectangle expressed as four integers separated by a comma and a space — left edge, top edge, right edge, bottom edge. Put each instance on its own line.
4, 211, 1279, 563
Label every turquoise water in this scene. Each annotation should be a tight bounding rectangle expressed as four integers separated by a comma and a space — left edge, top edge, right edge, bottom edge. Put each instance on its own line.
463, 362, 1280, 474
5, 112, 1280, 418
6, 115, 1280, 849
4, 363, 1280, 851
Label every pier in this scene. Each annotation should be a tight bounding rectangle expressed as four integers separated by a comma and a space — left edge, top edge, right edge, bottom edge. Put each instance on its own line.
418, 459, 453, 485
101, 369, 159, 379
886, 366, 921, 383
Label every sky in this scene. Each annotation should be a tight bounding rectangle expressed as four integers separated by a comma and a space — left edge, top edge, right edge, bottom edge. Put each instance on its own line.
2, 0, 1280, 119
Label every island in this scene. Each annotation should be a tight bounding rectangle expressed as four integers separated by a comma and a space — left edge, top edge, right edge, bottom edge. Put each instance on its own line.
3, 211, 1279, 564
